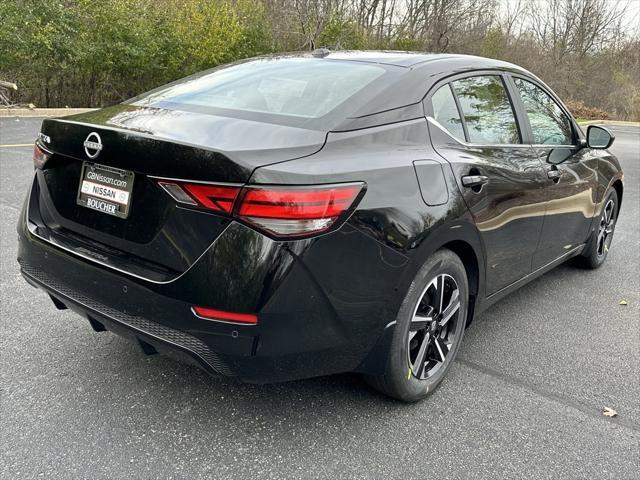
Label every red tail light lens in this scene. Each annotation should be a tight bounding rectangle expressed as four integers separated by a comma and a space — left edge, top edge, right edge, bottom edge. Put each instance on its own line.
238, 187, 360, 219
157, 181, 241, 214
192, 306, 258, 325
155, 179, 364, 238
237, 184, 363, 237
33, 143, 52, 169
181, 183, 240, 214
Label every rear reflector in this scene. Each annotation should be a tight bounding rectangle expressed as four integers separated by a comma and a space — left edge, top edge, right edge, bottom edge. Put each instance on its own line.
33, 143, 52, 169
155, 179, 365, 238
192, 306, 258, 325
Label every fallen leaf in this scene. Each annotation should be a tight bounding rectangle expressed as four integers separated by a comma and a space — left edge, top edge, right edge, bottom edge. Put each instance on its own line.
619, 300, 628, 305
603, 407, 617, 417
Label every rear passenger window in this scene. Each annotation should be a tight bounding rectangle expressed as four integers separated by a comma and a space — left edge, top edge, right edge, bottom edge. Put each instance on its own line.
430, 84, 465, 141
452, 76, 520, 144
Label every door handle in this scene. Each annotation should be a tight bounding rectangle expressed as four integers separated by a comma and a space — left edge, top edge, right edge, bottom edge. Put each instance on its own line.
546, 168, 561, 180
461, 175, 489, 188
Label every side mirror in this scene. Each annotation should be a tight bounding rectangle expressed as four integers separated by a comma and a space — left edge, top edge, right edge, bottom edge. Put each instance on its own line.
586, 125, 614, 149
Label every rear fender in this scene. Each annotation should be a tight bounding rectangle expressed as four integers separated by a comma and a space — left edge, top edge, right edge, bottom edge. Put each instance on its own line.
356, 217, 486, 375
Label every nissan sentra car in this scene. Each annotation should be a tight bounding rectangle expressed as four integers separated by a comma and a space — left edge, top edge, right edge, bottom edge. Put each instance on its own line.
17, 51, 623, 401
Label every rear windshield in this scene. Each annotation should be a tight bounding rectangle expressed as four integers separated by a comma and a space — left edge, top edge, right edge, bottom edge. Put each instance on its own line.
131, 58, 386, 119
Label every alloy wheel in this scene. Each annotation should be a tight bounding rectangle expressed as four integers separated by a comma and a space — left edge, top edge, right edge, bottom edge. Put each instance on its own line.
597, 199, 616, 257
407, 274, 461, 380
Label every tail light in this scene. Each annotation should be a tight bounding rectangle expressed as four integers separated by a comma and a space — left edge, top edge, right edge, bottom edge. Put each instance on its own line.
33, 143, 52, 169
157, 181, 239, 213
237, 184, 363, 237
155, 180, 365, 239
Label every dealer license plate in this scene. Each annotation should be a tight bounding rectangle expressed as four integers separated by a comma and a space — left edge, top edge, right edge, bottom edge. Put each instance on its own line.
76, 162, 135, 219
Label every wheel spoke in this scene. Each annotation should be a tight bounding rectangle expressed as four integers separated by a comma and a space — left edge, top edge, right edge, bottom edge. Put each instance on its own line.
410, 307, 434, 331
412, 333, 430, 378
434, 337, 447, 363
604, 203, 613, 223
437, 275, 445, 313
410, 315, 432, 331
423, 359, 439, 376
597, 229, 605, 255
605, 217, 615, 234
439, 289, 460, 326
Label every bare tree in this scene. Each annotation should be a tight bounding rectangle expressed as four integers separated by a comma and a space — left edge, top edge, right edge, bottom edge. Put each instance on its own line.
528, 0, 629, 62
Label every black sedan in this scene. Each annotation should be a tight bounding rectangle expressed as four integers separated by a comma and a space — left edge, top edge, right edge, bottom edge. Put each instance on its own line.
18, 51, 623, 401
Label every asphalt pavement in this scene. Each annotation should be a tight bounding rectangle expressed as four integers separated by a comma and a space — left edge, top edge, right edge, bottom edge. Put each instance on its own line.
1, 117, 639, 479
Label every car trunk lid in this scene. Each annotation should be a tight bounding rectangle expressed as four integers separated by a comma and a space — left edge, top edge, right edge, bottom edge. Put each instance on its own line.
40, 104, 326, 181
32, 105, 326, 282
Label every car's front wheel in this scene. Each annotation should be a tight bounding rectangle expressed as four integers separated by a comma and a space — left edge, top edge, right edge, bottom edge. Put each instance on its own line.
366, 249, 468, 402
578, 188, 619, 269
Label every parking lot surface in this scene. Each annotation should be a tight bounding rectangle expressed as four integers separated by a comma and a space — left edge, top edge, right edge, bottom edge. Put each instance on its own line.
1, 117, 638, 479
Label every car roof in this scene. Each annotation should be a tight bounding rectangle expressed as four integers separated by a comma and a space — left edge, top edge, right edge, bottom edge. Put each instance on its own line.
322, 50, 451, 67
297, 50, 524, 71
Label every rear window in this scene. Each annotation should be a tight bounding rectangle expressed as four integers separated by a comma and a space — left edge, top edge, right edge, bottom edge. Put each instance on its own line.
131, 58, 386, 119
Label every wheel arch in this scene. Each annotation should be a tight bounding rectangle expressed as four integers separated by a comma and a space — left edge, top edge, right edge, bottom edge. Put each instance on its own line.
612, 179, 623, 209
355, 219, 486, 376
440, 239, 480, 327
399, 220, 488, 329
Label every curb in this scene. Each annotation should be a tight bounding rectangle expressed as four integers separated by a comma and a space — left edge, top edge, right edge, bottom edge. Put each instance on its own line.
578, 120, 640, 127
0, 108, 97, 118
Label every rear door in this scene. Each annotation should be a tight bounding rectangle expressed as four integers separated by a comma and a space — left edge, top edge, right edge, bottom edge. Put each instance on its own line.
426, 73, 548, 295
508, 75, 597, 269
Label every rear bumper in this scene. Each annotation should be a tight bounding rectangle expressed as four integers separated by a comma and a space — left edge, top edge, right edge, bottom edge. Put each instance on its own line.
17, 177, 410, 382
20, 262, 234, 376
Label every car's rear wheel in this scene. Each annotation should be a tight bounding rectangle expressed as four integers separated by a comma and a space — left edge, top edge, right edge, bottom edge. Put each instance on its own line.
578, 188, 619, 269
366, 249, 468, 402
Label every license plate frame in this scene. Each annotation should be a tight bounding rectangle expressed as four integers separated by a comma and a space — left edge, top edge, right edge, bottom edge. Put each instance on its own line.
76, 162, 135, 219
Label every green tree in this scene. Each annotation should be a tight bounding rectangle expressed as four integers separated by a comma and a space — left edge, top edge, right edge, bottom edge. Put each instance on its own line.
318, 14, 366, 50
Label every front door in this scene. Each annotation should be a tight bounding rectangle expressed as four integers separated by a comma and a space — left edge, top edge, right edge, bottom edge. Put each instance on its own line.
427, 74, 548, 295
509, 76, 597, 269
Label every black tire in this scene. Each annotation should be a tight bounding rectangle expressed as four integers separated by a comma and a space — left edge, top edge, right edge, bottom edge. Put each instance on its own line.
365, 249, 468, 402
577, 189, 619, 269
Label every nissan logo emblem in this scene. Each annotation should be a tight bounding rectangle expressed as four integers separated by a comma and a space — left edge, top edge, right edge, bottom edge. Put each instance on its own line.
83, 132, 103, 159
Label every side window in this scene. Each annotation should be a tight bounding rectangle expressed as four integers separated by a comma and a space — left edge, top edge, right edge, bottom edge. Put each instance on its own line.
513, 78, 573, 145
430, 84, 465, 141
452, 75, 520, 144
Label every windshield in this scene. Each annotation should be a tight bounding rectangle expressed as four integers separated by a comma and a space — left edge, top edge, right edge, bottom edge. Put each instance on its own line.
131, 58, 386, 119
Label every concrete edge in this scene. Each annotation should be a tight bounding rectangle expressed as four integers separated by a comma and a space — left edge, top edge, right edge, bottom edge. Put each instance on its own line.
0, 108, 97, 118
577, 120, 640, 127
